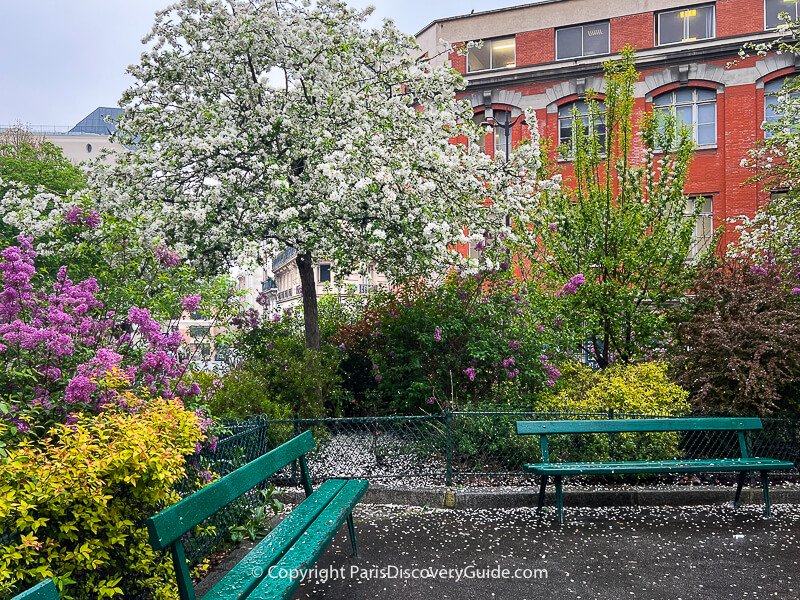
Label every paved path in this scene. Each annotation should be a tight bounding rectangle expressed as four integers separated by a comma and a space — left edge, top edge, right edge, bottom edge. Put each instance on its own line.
291, 504, 800, 600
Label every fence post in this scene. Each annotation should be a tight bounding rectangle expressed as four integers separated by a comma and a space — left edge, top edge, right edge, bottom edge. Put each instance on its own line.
445, 411, 454, 487
256, 415, 269, 460
291, 413, 300, 486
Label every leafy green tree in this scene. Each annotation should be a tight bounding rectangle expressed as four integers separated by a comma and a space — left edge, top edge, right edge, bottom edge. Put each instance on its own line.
0, 127, 85, 196
519, 51, 706, 367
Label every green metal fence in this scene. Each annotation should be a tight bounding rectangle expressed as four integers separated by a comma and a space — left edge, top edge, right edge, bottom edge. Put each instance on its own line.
205, 411, 800, 488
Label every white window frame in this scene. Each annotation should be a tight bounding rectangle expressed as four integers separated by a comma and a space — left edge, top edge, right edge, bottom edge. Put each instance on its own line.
764, 76, 798, 139
557, 100, 607, 159
466, 36, 516, 73
656, 4, 716, 46
653, 88, 718, 148
685, 196, 714, 259
318, 263, 332, 283
765, 0, 800, 30
555, 21, 611, 61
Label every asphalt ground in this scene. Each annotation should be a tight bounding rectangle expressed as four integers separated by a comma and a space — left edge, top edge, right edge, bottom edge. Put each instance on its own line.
286, 504, 800, 600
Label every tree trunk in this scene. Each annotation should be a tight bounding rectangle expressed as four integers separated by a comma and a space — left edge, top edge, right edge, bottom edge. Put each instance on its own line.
296, 251, 321, 350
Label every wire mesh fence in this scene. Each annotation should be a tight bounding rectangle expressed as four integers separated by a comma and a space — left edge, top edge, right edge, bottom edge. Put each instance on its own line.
205, 411, 800, 487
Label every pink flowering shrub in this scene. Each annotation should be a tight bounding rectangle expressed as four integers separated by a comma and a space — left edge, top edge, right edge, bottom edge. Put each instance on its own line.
0, 235, 201, 440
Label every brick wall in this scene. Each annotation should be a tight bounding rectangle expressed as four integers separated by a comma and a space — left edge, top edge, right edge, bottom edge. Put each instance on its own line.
516, 29, 555, 66
717, 0, 765, 38
610, 12, 654, 53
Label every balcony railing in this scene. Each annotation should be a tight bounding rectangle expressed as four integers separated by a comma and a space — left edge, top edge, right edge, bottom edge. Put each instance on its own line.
272, 247, 297, 271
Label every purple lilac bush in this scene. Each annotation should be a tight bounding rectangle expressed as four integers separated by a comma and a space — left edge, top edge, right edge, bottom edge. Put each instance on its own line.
0, 234, 201, 439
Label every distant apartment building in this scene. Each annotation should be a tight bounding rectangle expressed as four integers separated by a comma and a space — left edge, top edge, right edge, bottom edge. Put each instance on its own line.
44, 107, 126, 164
416, 0, 795, 253
271, 247, 389, 310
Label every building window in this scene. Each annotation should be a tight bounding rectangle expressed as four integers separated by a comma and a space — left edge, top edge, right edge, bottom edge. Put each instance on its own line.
493, 110, 511, 159
653, 88, 717, 147
685, 196, 714, 258
467, 37, 516, 73
657, 5, 715, 45
318, 263, 331, 283
764, 76, 797, 138
472, 112, 488, 153
558, 100, 606, 158
766, 0, 800, 29
556, 21, 610, 60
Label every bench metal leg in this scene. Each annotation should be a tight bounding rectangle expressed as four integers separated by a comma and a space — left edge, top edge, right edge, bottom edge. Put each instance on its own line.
346, 513, 359, 557
537, 475, 548, 513
734, 471, 747, 508
554, 476, 564, 524
761, 471, 772, 518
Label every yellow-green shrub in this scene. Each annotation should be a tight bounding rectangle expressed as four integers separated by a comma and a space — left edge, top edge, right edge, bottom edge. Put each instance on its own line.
539, 362, 690, 463
0, 398, 203, 600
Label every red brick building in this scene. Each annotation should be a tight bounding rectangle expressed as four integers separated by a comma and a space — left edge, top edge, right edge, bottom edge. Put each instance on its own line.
416, 0, 796, 251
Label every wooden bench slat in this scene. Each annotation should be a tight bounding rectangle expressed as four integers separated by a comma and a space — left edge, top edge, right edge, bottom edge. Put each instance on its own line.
516, 418, 764, 435
148, 431, 315, 550
248, 479, 369, 600
203, 479, 349, 600
524, 457, 795, 476
11, 580, 59, 600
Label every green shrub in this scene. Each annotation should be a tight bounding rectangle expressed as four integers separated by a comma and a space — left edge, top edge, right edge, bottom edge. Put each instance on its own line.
204, 350, 333, 420
333, 274, 557, 414
536, 362, 690, 463
192, 364, 296, 421
0, 398, 204, 599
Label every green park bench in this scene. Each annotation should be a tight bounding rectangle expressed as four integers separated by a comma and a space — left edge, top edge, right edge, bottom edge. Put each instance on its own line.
147, 430, 367, 600
516, 417, 796, 523
11, 580, 59, 600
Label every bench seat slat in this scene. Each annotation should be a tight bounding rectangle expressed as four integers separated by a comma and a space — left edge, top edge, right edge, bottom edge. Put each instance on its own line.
203, 479, 349, 600
148, 431, 315, 550
11, 580, 59, 600
249, 479, 369, 600
524, 458, 795, 476
516, 418, 764, 435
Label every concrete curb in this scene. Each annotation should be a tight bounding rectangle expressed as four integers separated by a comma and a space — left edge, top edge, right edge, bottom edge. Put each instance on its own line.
279, 485, 800, 509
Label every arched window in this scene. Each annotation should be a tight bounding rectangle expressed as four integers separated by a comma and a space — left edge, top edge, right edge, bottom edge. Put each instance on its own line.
764, 76, 798, 139
653, 87, 717, 147
493, 110, 511, 159
558, 100, 606, 157
472, 109, 512, 159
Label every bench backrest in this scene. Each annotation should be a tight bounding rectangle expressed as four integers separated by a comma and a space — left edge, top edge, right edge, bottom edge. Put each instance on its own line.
516, 418, 763, 462
12, 580, 59, 600
146, 430, 316, 600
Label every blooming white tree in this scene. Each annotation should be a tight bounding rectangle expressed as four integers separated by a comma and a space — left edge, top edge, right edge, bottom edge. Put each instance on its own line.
96, 0, 548, 348
734, 14, 800, 263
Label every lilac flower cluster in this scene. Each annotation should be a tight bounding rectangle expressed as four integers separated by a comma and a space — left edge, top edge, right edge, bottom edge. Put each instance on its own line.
557, 273, 586, 297
64, 206, 101, 229
182, 294, 202, 313
539, 354, 562, 387
154, 244, 182, 268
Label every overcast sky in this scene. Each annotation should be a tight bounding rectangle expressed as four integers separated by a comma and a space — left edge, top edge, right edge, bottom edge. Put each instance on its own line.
0, 0, 524, 128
